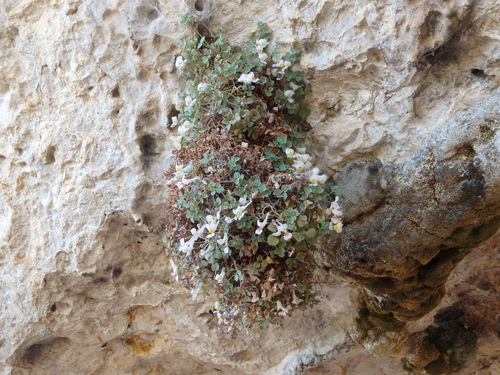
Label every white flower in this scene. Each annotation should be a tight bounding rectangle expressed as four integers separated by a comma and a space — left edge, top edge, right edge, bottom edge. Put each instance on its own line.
326, 196, 343, 217
237, 72, 258, 84
206, 214, 219, 238
171, 116, 178, 128
232, 203, 250, 221
174, 163, 190, 175
256, 38, 269, 51
238, 196, 250, 205
178, 120, 194, 135
285, 148, 295, 158
217, 232, 228, 246
197, 82, 207, 92
216, 233, 230, 254
273, 59, 291, 70
273, 222, 288, 237
185, 96, 196, 107
295, 152, 312, 163
273, 222, 292, 241
290, 82, 301, 91
308, 167, 327, 185
175, 175, 198, 189
258, 52, 268, 64
255, 213, 270, 235
170, 259, 179, 282
191, 225, 206, 241
175, 56, 185, 70
329, 218, 343, 233
284, 90, 294, 99
178, 237, 195, 254
293, 160, 312, 173
214, 268, 225, 284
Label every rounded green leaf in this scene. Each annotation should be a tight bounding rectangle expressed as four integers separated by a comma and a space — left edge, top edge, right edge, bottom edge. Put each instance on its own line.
305, 228, 317, 238
267, 235, 280, 246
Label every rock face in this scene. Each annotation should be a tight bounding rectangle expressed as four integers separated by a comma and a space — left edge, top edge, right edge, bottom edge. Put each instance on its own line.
0, 0, 499, 374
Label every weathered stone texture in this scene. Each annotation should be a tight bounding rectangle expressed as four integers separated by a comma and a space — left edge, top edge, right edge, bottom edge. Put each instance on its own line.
1, 0, 499, 374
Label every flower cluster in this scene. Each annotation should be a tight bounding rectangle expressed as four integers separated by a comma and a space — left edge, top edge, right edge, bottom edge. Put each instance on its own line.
165, 20, 343, 329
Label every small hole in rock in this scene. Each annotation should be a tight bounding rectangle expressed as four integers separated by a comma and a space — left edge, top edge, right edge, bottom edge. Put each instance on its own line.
197, 23, 211, 38
50, 304, 57, 312
111, 85, 120, 98
113, 267, 122, 278
139, 135, 157, 156
45, 146, 56, 164
147, 9, 159, 20
93, 277, 108, 284
66, 7, 78, 16
194, 0, 204, 11
471, 69, 488, 79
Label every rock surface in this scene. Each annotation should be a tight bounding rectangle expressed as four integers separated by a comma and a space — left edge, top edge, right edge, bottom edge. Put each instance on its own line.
0, 0, 499, 374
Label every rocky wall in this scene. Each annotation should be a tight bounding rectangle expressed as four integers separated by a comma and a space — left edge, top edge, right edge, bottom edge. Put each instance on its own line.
0, 0, 499, 374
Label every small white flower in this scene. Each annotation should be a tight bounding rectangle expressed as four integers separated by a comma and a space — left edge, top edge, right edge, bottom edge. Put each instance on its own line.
206, 214, 219, 238
238, 196, 250, 205
255, 213, 270, 235
308, 167, 327, 185
175, 56, 185, 70
329, 218, 343, 233
258, 52, 268, 64
217, 232, 228, 246
256, 39, 269, 51
284, 89, 295, 103
293, 160, 312, 173
197, 82, 207, 92
185, 96, 196, 107
232, 204, 249, 221
171, 116, 178, 128
273, 59, 291, 70
191, 225, 205, 241
170, 259, 179, 282
273, 222, 292, 241
178, 121, 193, 135
285, 148, 295, 158
284, 90, 294, 99
178, 237, 195, 254
295, 153, 312, 163
326, 196, 343, 217
237, 72, 258, 84
290, 82, 301, 91
273, 222, 288, 237
214, 268, 225, 284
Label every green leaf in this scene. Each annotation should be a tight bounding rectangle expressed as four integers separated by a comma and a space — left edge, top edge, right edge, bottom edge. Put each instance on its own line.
292, 231, 305, 242
267, 235, 280, 246
197, 36, 206, 49
267, 223, 277, 232
297, 215, 308, 228
305, 228, 317, 238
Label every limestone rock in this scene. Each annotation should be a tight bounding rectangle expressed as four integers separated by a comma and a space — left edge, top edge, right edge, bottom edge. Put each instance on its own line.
1, 0, 499, 374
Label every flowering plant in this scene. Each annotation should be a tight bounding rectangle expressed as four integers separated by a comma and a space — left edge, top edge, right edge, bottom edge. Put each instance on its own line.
165, 19, 343, 329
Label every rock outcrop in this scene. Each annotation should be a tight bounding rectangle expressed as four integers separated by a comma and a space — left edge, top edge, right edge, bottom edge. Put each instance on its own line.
1, 0, 499, 374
